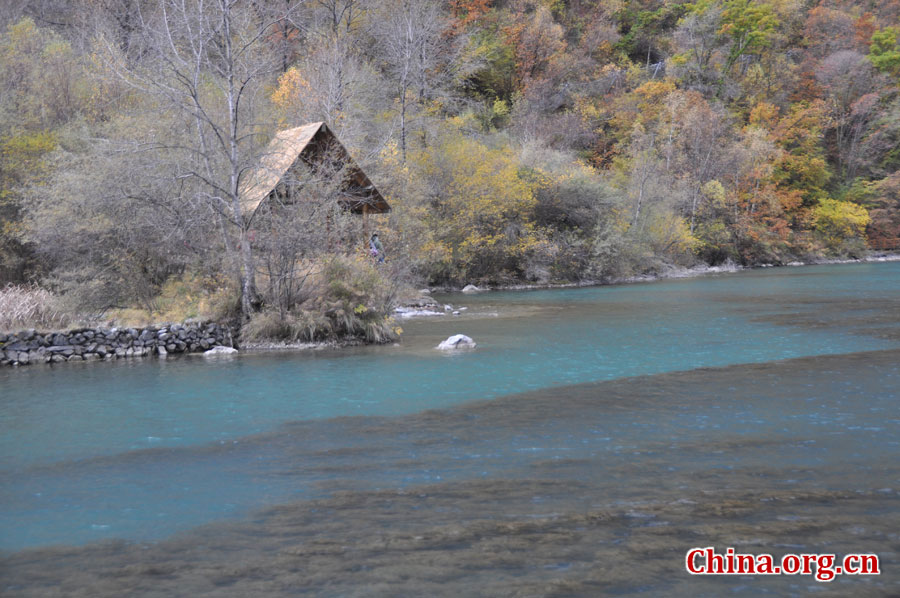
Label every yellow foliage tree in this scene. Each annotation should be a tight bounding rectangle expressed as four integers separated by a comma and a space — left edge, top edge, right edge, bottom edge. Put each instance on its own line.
413, 131, 539, 283
813, 198, 870, 253
271, 67, 313, 127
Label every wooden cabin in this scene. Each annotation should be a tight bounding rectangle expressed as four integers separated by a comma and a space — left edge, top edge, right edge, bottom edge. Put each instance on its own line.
238, 122, 389, 231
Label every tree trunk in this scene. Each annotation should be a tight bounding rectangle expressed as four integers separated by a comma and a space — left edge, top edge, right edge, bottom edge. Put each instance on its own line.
400, 86, 407, 162
239, 228, 257, 320
221, 0, 256, 320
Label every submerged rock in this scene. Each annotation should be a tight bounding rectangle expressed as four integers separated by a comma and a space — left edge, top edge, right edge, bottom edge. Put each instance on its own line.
394, 307, 445, 318
437, 334, 476, 350
203, 346, 238, 356
396, 292, 441, 318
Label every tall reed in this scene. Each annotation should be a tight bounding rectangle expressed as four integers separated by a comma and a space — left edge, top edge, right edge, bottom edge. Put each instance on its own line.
0, 284, 71, 332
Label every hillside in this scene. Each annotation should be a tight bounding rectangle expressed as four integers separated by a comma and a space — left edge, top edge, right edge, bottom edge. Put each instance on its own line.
0, 0, 898, 332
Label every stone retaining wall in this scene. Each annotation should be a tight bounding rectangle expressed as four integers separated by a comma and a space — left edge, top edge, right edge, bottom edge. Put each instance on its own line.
0, 322, 233, 366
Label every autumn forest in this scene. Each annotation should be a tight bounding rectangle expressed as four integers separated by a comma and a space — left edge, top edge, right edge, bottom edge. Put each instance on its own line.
1, 0, 898, 336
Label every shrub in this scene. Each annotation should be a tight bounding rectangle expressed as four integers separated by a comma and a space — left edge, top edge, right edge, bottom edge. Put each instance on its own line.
241, 309, 333, 343
412, 130, 540, 284
241, 256, 402, 344
813, 198, 870, 255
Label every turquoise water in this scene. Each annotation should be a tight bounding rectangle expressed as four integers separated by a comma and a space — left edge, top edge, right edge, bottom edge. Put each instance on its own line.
3, 263, 897, 471
1, 262, 900, 596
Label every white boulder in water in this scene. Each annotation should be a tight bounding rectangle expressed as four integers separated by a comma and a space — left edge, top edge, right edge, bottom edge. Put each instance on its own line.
461, 284, 480, 293
437, 334, 476, 350
203, 346, 238, 356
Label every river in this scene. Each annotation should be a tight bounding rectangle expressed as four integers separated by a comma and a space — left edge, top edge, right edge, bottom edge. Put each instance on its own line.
1, 262, 898, 596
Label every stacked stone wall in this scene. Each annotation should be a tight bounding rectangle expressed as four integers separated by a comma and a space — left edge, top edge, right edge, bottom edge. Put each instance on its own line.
0, 322, 233, 366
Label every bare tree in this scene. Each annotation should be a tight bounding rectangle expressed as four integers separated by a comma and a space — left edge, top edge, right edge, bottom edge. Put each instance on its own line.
287, 0, 366, 122
626, 126, 661, 233
817, 50, 878, 182
378, 0, 448, 162
286, 38, 373, 132
103, 0, 301, 320
677, 98, 730, 234
252, 152, 362, 316
671, 4, 724, 96
0, 0, 29, 30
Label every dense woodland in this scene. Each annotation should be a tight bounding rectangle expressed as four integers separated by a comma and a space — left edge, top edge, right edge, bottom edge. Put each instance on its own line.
1, 0, 899, 337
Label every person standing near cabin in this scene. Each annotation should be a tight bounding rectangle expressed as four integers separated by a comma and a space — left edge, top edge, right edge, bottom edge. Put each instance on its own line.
370, 233, 385, 263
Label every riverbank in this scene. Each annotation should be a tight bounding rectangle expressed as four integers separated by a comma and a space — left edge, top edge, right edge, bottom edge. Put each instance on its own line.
426, 251, 900, 294
0, 314, 403, 365
5, 254, 898, 364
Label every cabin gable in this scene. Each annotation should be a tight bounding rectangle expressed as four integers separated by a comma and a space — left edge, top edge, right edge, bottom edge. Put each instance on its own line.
238, 123, 389, 223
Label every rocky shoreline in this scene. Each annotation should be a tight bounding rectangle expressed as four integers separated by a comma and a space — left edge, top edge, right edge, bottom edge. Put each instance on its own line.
426, 252, 900, 294
0, 321, 233, 367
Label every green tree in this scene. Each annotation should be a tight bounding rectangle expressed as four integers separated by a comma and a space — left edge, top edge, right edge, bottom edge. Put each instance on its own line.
718, 0, 779, 93
868, 27, 900, 78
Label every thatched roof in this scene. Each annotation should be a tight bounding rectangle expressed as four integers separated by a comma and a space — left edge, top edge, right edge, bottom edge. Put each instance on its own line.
238, 122, 390, 218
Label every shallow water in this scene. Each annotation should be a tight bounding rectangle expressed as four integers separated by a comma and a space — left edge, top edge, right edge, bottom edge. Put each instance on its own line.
1, 262, 899, 596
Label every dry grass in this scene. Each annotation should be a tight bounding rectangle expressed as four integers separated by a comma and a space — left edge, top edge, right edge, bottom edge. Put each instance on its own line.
242, 256, 402, 344
104, 274, 239, 327
0, 284, 71, 332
